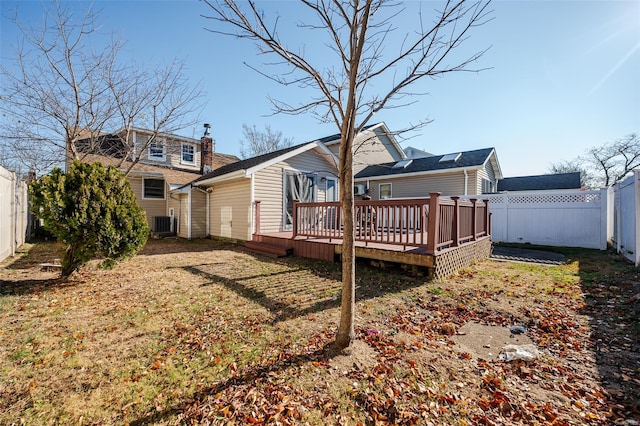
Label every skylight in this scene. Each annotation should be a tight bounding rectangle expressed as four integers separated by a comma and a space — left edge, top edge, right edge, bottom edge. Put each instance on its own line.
439, 152, 462, 163
392, 159, 413, 169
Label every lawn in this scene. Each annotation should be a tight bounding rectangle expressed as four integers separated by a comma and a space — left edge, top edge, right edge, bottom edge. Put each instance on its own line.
0, 239, 638, 425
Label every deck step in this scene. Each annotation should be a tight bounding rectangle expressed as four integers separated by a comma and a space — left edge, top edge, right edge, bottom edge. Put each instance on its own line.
244, 241, 293, 258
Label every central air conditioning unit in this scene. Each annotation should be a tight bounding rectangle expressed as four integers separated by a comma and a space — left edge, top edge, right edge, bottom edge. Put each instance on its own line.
354, 184, 367, 195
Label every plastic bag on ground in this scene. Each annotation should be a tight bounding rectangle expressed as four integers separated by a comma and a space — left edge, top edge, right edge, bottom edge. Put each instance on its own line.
498, 344, 540, 361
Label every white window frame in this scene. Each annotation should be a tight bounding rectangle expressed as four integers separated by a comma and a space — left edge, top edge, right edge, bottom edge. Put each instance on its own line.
148, 138, 166, 162
379, 182, 392, 199
325, 178, 337, 202
142, 178, 166, 200
181, 143, 196, 165
482, 178, 493, 194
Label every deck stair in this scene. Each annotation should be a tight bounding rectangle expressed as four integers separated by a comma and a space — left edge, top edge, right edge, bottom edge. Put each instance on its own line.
244, 240, 293, 258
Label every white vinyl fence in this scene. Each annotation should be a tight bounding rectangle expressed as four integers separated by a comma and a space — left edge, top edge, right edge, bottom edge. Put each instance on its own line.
611, 171, 639, 266
0, 166, 28, 263
477, 189, 609, 250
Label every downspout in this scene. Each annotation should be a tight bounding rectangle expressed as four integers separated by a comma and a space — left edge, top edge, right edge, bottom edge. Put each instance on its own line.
187, 190, 192, 239
463, 170, 469, 196
169, 190, 181, 235
250, 173, 255, 236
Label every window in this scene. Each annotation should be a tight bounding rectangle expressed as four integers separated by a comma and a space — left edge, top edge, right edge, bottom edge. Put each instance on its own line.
143, 178, 165, 199
148, 139, 165, 161
379, 183, 392, 199
482, 178, 494, 194
181, 143, 195, 165
439, 152, 461, 163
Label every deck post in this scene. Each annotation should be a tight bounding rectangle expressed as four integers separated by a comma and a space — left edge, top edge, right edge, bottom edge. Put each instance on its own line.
451, 196, 460, 247
292, 200, 298, 239
426, 192, 441, 254
470, 198, 478, 240
254, 201, 261, 235
484, 199, 490, 237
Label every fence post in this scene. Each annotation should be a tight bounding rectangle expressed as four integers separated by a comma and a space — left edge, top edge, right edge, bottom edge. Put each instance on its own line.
292, 200, 298, 239
484, 198, 490, 237
426, 192, 441, 254
470, 198, 478, 241
451, 196, 460, 247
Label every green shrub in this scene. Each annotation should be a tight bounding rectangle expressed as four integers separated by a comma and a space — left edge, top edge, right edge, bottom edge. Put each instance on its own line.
29, 161, 149, 277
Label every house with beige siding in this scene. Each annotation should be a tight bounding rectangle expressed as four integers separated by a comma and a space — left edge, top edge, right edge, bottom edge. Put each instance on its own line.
354, 147, 503, 199
172, 141, 339, 241
76, 126, 238, 232
319, 122, 406, 174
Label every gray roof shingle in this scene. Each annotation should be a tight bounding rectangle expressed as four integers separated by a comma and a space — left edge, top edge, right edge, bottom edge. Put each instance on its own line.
497, 172, 581, 192
192, 143, 308, 183
355, 147, 495, 179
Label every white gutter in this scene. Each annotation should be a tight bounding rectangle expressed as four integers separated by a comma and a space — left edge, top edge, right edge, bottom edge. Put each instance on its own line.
194, 169, 246, 187
187, 190, 192, 239
250, 173, 255, 235
355, 165, 484, 182
464, 170, 469, 196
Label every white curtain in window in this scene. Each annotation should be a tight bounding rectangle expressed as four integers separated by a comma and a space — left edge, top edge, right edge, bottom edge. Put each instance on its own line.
285, 172, 316, 227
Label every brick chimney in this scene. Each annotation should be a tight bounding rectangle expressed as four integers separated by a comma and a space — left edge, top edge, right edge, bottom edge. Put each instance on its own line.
201, 123, 213, 175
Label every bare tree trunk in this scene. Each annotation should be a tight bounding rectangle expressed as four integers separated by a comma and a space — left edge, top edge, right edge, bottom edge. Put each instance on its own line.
335, 131, 355, 349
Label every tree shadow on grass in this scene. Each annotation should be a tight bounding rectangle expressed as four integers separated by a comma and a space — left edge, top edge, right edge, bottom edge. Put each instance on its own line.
129, 339, 340, 425
0, 278, 76, 297
571, 247, 640, 419
180, 254, 429, 324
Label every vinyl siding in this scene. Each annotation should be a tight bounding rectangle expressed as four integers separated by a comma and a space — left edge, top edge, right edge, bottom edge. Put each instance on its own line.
167, 194, 180, 234
178, 194, 189, 238
359, 172, 467, 200
325, 129, 401, 174
190, 189, 208, 238
132, 131, 201, 173
209, 178, 252, 241
254, 149, 337, 234
128, 176, 167, 228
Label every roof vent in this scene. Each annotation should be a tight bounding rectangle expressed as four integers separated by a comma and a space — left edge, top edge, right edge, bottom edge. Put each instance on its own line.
439, 152, 461, 163
392, 159, 413, 169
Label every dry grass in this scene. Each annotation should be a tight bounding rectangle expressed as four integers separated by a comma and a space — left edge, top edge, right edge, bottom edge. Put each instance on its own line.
0, 239, 638, 425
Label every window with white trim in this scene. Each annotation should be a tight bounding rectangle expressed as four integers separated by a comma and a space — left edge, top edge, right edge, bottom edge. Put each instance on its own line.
482, 178, 494, 194
143, 178, 165, 199
181, 143, 195, 165
148, 138, 165, 161
379, 183, 392, 199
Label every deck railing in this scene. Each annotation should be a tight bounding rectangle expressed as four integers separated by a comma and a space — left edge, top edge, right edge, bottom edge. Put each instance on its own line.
280, 192, 490, 254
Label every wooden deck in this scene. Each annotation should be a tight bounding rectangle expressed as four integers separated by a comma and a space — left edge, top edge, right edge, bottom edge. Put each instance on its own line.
251, 193, 493, 279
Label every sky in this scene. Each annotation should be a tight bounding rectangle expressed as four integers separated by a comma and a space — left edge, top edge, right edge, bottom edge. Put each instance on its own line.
1, 0, 639, 178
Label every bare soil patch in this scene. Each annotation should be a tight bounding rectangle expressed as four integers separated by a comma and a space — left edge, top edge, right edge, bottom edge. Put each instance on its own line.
0, 239, 638, 425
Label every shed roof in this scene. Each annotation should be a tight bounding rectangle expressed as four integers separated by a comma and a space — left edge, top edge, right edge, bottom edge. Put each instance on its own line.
497, 172, 581, 192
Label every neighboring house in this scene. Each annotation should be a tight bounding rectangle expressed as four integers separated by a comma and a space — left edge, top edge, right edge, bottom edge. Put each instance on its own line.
354, 148, 503, 199
319, 122, 406, 174
403, 146, 434, 159
171, 141, 339, 241
76, 126, 239, 231
496, 172, 582, 192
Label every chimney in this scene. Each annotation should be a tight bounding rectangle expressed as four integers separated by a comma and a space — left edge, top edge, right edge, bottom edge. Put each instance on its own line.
201, 123, 213, 175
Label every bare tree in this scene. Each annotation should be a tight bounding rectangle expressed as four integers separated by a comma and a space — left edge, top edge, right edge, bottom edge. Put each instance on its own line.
548, 159, 591, 188
550, 133, 640, 188
202, 0, 492, 349
239, 123, 294, 158
0, 1, 204, 176
587, 133, 640, 187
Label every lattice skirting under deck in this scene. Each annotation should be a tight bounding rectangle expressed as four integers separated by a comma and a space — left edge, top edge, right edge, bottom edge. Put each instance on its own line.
433, 237, 492, 280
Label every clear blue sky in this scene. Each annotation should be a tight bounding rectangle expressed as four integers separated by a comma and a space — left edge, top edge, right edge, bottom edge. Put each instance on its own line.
1, 1, 638, 177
